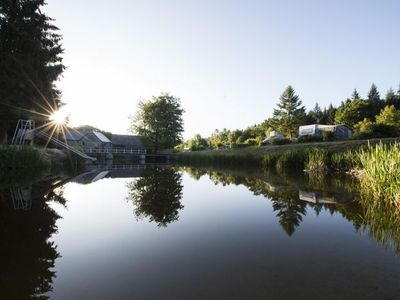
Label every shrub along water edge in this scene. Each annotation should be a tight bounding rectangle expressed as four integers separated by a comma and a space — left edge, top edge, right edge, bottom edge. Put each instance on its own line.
0, 145, 49, 183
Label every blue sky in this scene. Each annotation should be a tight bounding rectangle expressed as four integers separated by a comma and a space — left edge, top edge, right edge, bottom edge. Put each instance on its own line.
44, 0, 400, 138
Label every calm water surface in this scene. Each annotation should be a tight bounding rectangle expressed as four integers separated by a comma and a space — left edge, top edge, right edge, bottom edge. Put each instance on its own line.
1, 166, 400, 299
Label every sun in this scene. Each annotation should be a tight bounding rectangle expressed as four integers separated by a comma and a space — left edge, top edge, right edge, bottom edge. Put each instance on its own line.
50, 109, 68, 125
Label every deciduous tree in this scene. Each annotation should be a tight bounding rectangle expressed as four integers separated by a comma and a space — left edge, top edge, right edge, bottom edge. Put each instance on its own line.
130, 94, 184, 152
376, 105, 400, 127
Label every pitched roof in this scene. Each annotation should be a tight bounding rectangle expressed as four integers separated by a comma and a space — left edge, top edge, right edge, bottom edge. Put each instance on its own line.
64, 130, 85, 141
93, 131, 111, 143
111, 134, 145, 149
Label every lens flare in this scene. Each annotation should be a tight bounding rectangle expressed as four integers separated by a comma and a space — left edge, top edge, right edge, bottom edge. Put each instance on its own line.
50, 109, 68, 125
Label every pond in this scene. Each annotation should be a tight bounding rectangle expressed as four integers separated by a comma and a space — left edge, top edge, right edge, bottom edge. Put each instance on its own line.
1, 165, 400, 299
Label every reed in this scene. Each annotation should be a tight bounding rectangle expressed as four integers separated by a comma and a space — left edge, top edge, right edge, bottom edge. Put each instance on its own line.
358, 142, 400, 207
305, 148, 329, 172
174, 150, 261, 167
276, 150, 307, 170
263, 150, 307, 170
330, 150, 358, 171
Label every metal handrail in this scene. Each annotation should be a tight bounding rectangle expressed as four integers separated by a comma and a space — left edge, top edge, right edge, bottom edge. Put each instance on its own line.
36, 130, 96, 161
84, 148, 147, 154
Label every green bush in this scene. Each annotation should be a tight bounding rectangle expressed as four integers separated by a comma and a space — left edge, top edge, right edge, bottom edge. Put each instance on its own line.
297, 135, 323, 143
322, 131, 335, 141
244, 138, 259, 146
270, 138, 291, 145
354, 121, 399, 139
0, 146, 49, 182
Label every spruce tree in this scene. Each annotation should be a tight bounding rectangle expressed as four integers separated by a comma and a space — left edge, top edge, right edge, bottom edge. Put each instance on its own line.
308, 102, 324, 124
351, 88, 361, 100
385, 88, 399, 109
324, 104, 337, 125
271, 86, 305, 138
0, 0, 64, 143
367, 83, 380, 101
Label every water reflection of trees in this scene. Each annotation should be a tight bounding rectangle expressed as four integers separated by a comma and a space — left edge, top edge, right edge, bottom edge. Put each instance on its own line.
127, 168, 184, 227
0, 179, 65, 299
181, 166, 400, 253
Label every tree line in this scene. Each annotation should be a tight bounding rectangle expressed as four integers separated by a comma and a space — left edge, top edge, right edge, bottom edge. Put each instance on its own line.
0, 0, 64, 144
180, 83, 400, 151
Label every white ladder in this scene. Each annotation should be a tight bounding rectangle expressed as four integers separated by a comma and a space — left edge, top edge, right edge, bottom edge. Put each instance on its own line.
11, 119, 35, 145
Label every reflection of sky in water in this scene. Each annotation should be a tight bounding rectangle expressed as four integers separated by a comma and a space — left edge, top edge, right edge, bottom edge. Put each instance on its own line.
47, 173, 400, 300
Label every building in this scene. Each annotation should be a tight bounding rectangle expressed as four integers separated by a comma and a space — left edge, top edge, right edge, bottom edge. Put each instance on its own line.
85, 131, 113, 151
111, 134, 146, 151
263, 130, 284, 143
63, 130, 112, 150
298, 124, 352, 139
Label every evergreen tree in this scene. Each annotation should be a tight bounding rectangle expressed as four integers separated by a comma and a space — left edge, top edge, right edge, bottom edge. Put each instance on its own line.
385, 88, 400, 109
0, 0, 64, 143
271, 86, 305, 138
324, 104, 337, 125
351, 88, 361, 100
367, 83, 380, 101
386, 88, 396, 101
308, 103, 324, 124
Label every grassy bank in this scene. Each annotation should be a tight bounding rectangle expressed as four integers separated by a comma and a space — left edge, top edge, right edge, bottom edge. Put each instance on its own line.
175, 137, 399, 168
175, 138, 400, 207
174, 147, 262, 166
0, 145, 86, 184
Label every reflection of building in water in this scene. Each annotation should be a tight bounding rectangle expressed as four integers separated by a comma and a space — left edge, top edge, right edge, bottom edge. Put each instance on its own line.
264, 181, 280, 193
10, 187, 32, 210
70, 165, 147, 185
299, 190, 337, 204
299, 190, 355, 204
8, 165, 148, 211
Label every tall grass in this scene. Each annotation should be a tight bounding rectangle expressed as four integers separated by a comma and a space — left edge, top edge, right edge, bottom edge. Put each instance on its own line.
358, 142, 400, 207
263, 147, 362, 173
359, 197, 400, 253
305, 148, 329, 172
263, 150, 306, 170
174, 150, 261, 167
330, 150, 359, 171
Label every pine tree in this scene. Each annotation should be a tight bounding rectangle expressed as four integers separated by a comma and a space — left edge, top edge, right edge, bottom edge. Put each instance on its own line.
324, 104, 337, 125
271, 86, 305, 138
351, 88, 361, 100
385, 88, 399, 109
367, 83, 380, 101
308, 102, 324, 124
0, 0, 64, 143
